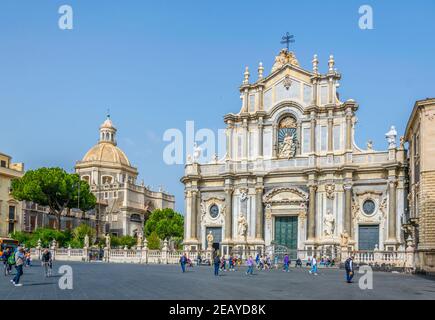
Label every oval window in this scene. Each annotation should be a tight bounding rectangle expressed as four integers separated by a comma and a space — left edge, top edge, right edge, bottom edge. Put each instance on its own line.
362, 200, 376, 215
209, 204, 219, 218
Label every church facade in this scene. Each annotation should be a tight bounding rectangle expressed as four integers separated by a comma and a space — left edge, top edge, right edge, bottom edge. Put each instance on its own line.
182, 49, 407, 256
75, 116, 175, 237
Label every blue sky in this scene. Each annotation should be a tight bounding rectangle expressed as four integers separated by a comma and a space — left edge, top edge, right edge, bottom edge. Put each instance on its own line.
1, 0, 434, 213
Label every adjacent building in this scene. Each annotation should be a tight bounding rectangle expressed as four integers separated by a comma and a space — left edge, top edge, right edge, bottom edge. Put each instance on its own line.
75, 116, 175, 237
182, 49, 408, 257
404, 98, 435, 274
0, 152, 24, 237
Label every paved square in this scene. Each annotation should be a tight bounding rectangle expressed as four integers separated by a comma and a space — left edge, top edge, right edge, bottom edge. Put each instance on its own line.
1, 261, 435, 300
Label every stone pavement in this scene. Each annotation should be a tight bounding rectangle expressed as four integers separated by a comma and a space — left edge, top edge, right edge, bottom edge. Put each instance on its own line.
1, 261, 435, 300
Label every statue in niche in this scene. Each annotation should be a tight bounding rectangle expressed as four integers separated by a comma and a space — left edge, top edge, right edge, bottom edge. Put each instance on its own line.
323, 210, 335, 237
279, 133, 296, 159
238, 214, 248, 239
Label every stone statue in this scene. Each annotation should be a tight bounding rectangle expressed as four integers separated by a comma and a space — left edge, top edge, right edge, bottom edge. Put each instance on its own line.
193, 143, 202, 163
400, 136, 405, 149
367, 140, 373, 151
238, 214, 248, 239
340, 231, 350, 247
137, 233, 143, 247
279, 133, 296, 159
240, 191, 248, 202
271, 49, 299, 72
186, 154, 193, 164
323, 210, 335, 237
207, 231, 214, 249
84, 234, 90, 248
385, 125, 397, 149
105, 233, 111, 249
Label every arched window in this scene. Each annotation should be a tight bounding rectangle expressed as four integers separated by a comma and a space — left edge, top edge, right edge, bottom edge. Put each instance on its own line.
130, 214, 142, 223
277, 116, 298, 159
102, 176, 113, 185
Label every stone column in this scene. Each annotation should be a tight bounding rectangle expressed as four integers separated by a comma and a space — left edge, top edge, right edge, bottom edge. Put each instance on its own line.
224, 187, 234, 241
388, 178, 397, 240
345, 109, 353, 151
258, 87, 264, 111
327, 113, 333, 152
196, 191, 202, 245
310, 114, 316, 154
308, 184, 317, 240
243, 120, 248, 160
272, 124, 278, 158
296, 122, 302, 155
255, 185, 264, 240
258, 118, 264, 158
190, 190, 198, 240
226, 122, 233, 160
344, 184, 353, 238
312, 78, 318, 106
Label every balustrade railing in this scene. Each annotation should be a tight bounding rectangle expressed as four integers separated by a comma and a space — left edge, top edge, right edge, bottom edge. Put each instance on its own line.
28, 246, 412, 270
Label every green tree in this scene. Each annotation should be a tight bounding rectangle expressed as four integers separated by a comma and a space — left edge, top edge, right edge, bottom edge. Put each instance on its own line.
10, 231, 32, 247
11, 167, 97, 231
147, 231, 161, 250
144, 208, 184, 240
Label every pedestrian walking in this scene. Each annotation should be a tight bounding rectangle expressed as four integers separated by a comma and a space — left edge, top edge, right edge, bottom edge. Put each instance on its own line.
274, 255, 279, 270
213, 254, 220, 276
11, 247, 25, 286
25, 250, 32, 267
246, 256, 254, 275
309, 255, 318, 275
283, 254, 290, 272
345, 255, 355, 283
1, 248, 13, 275
179, 253, 187, 273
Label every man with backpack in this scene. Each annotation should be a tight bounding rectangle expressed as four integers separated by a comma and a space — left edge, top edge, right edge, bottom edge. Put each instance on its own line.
2, 248, 13, 275
345, 255, 355, 283
11, 246, 25, 286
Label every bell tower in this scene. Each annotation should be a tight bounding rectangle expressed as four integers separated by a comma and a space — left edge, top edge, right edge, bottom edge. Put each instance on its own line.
99, 112, 117, 145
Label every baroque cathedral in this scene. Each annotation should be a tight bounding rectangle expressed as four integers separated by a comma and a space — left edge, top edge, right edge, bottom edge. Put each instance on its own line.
182, 48, 407, 256
75, 116, 175, 237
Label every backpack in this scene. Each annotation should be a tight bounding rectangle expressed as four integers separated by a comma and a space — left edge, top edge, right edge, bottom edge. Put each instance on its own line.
344, 259, 350, 270
8, 254, 16, 265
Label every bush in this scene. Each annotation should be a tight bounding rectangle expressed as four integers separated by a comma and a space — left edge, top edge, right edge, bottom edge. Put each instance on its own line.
10, 228, 73, 248
72, 223, 96, 247
10, 231, 32, 247
147, 231, 161, 250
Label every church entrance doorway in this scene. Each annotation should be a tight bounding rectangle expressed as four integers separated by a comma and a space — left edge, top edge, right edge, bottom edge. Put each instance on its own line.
358, 225, 379, 251
274, 216, 298, 258
206, 227, 222, 252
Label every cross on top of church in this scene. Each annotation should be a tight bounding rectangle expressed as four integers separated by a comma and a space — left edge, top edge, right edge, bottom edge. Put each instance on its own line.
281, 32, 295, 51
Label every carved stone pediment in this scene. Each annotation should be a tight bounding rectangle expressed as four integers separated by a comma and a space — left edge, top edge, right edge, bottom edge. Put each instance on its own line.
263, 187, 308, 205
